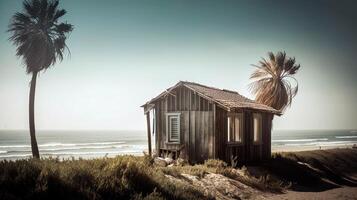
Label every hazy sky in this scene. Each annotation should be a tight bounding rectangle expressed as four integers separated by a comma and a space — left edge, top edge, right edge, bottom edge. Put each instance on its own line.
0, 0, 356, 131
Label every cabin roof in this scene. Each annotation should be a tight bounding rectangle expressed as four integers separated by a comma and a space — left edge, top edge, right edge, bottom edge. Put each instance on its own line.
142, 81, 281, 115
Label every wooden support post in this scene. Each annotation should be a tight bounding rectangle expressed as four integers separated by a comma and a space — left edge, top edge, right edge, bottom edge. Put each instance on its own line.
213, 103, 216, 159
146, 112, 152, 156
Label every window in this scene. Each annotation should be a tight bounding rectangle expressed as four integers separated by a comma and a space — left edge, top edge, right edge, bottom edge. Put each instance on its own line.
166, 113, 180, 143
253, 113, 262, 143
227, 113, 243, 143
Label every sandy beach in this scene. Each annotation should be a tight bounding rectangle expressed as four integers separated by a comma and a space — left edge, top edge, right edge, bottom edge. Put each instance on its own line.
266, 148, 357, 200
267, 186, 357, 200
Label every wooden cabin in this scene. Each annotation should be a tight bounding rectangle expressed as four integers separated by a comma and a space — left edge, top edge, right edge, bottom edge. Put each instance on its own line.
142, 81, 281, 164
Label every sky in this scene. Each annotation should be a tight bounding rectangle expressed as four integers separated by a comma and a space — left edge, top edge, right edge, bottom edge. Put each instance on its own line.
0, 0, 356, 131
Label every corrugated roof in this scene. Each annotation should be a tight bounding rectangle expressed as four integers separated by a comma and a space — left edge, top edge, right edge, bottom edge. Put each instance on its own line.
143, 81, 281, 115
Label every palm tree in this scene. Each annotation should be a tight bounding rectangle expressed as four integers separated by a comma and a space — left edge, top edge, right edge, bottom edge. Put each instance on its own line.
249, 51, 300, 112
8, 0, 73, 158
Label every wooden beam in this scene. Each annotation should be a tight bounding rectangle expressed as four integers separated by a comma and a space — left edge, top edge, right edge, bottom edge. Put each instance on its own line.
213, 103, 216, 159
146, 112, 152, 156
144, 103, 155, 114
164, 89, 177, 97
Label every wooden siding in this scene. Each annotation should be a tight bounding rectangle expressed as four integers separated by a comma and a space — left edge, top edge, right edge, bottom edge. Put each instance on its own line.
221, 111, 273, 163
166, 86, 213, 112
189, 111, 214, 163
152, 85, 273, 163
215, 106, 227, 160
154, 86, 214, 163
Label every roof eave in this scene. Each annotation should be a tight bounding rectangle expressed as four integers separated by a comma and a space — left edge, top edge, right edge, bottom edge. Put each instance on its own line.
229, 106, 282, 115
141, 81, 284, 116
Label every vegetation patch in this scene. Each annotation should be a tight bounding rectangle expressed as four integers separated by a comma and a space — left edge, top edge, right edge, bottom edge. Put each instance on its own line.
1, 149, 356, 199
0, 156, 206, 200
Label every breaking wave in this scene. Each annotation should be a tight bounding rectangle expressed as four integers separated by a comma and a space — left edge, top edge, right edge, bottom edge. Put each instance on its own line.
273, 138, 328, 142
335, 136, 357, 139
0, 141, 126, 149
284, 141, 357, 147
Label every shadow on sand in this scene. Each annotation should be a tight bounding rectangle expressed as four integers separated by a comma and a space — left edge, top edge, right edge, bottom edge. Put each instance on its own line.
263, 152, 357, 192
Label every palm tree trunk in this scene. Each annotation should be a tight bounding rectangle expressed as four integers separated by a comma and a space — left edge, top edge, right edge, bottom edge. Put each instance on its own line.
29, 71, 40, 158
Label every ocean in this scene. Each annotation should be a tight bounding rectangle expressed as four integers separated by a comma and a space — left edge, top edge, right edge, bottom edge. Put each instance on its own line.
272, 129, 357, 152
0, 130, 356, 160
0, 130, 147, 160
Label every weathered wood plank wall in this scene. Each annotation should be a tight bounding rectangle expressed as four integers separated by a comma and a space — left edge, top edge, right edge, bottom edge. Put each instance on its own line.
215, 106, 227, 160
190, 111, 214, 163
154, 86, 214, 162
222, 111, 273, 163
152, 85, 273, 163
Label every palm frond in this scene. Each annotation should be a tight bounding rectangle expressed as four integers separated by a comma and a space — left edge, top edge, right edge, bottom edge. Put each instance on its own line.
47, 0, 59, 20
53, 9, 66, 21
249, 51, 300, 112
55, 23, 73, 34
289, 64, 300, 75
23, 0, 40, 18
8, 0, 73, 74
268, 52, 275, 62
259, 58, 276, 77
39, 0, 48, 22
250, 65, 271, 79
53, 36, 66, 61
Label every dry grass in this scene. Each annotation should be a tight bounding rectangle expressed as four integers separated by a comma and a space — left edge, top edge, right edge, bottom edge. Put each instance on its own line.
0, 156, 206, 200
1, 148, 356, 199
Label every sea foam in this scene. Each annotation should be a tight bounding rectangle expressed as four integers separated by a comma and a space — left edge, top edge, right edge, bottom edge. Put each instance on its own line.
273, 138, 328, 142
335, 136, 357, 139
